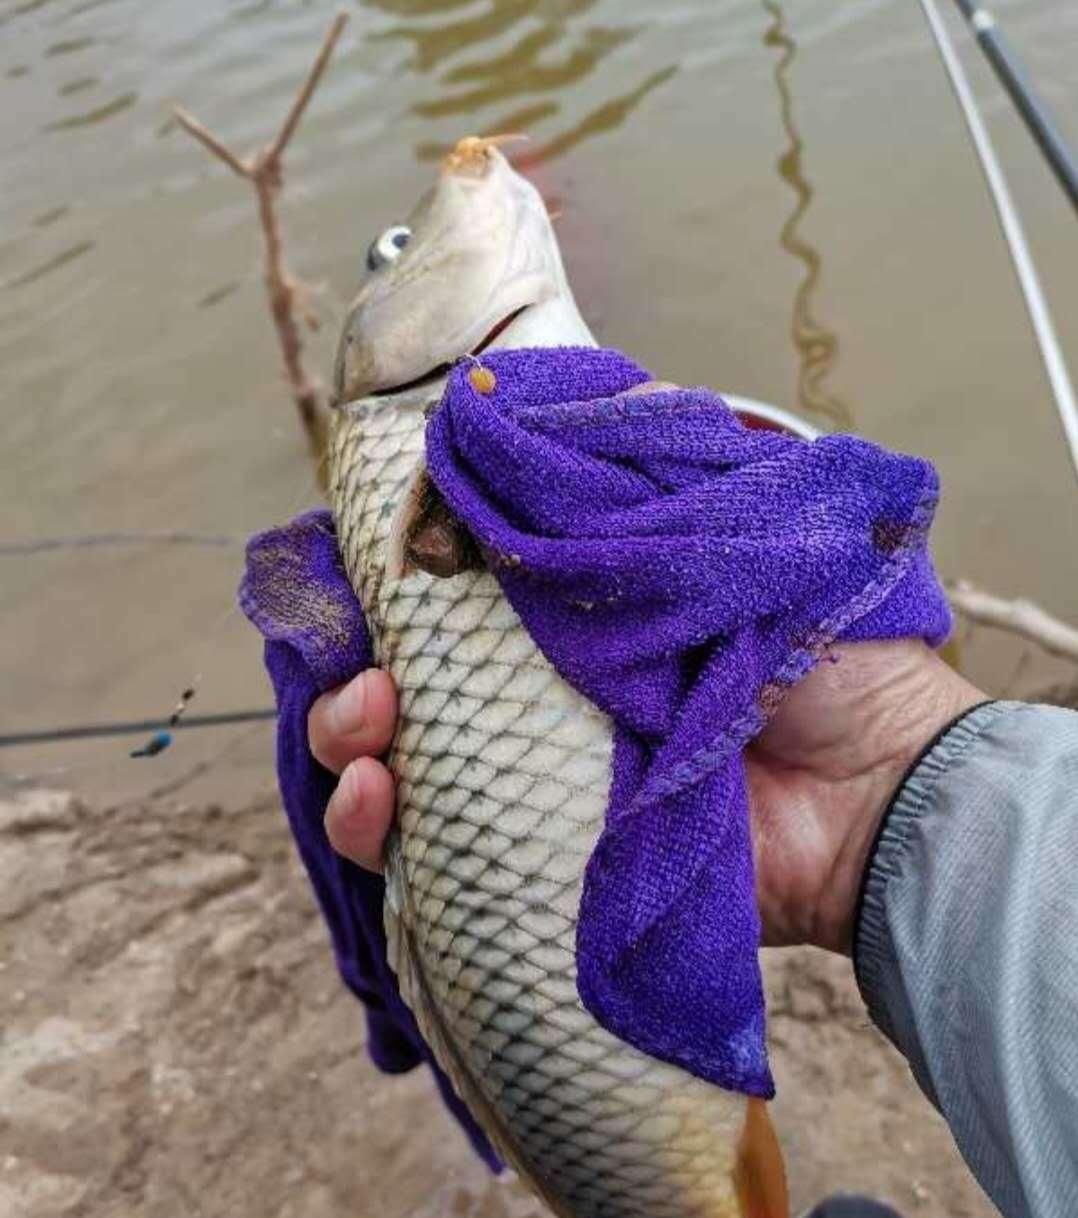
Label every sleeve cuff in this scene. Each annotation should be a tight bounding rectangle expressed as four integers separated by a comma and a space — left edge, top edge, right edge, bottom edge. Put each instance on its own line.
852, 699, 1001, 1046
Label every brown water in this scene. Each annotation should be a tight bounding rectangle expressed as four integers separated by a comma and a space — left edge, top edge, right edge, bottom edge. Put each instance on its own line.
2, 0, 1077, 800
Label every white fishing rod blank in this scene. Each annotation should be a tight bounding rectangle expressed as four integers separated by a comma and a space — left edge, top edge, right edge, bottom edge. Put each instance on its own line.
919, 0, 1078, 483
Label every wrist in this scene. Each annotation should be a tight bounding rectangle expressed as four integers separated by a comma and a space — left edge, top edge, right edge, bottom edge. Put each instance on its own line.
812, 649, 984, 954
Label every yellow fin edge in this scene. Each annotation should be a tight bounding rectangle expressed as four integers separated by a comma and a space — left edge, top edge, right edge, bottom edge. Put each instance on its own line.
733, 1098, 790, 1218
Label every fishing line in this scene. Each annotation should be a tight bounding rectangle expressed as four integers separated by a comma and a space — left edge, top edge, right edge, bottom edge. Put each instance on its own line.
2, 720, 276, 804
138, 719, 273, 804
126, 456, 325, 761
0, 531, 240, 557
0, 709, 277, 749
3, 456, 323, 791
919, 0, 1078, 482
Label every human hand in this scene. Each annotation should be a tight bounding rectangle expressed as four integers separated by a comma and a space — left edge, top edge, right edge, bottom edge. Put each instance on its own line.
308, 642, 982, 954
744, 639, 982, 951
307, 669, 398, 871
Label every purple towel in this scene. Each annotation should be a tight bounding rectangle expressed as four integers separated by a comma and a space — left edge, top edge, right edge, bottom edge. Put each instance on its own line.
425, 348, 950, 1097
241, 346, 950, 1135
239, 511, 499, 1169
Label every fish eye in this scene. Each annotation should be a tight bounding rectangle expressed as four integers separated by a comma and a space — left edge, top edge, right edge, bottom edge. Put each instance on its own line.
367, 224, 411, 272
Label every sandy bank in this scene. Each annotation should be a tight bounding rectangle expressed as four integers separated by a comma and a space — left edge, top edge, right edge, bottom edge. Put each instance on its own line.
0, 786, 995, 1217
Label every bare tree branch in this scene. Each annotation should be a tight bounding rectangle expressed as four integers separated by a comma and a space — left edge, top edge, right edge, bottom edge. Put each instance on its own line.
173, 106, 252, 179
173, 12, 350, 482
948, 580, 1078, 663
268, 11, 348, 162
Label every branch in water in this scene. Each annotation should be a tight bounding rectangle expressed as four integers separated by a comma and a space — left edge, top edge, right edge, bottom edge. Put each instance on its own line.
948, 580, 1078, 662
172, 106, 252, 179
269, 11, 349, 162
173, 12, 350, 482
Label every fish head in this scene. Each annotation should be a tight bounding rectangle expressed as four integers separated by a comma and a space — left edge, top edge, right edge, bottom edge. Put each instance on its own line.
333, 135, 593, 406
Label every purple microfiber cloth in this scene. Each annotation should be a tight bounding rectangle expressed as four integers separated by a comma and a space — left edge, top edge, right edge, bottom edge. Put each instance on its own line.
240, 346, 951, 1134
423, 349, 951, 1098
239, 511, 499, 1170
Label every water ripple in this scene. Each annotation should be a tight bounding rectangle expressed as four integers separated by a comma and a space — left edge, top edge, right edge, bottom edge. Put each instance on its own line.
3, 0, 62, 19
44, 91, 136, 132
371, 0, 597, 74
368, 0, 478, 15
414, 25, 636, 118
44, 36, 95, 57
519, 64, 676, 167
364, 0, 668, 170
197, 282, 240, 309
65, 0, 123, 17
59, 75, 99, 95
4, 239, 94, 291
415, 100, 559, 161
762, 2, 851, 428
32, 204, 69, 227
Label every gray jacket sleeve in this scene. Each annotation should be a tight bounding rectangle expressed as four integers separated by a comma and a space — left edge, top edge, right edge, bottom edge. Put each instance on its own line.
854, 701, 1078, 1218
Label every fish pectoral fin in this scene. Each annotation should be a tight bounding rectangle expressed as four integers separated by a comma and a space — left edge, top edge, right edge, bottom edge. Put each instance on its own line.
384, 464, 483, 582
732, 1098, 789, 1218
393, 466, 484, 580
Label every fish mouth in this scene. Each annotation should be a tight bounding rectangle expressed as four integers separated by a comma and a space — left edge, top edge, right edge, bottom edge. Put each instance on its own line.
370, 306, 530, 399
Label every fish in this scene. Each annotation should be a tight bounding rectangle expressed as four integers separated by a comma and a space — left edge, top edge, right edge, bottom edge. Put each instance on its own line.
328, 135, 792, 1218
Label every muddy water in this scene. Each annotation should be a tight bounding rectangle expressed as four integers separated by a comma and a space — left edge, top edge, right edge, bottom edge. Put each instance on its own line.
2, 0, 1076, 799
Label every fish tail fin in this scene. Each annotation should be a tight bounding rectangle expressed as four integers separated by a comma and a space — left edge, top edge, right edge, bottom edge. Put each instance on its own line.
733, 1098, 789, 1218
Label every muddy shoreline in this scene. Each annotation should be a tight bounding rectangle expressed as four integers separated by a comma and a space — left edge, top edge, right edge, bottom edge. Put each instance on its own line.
1, 784, 997, 1217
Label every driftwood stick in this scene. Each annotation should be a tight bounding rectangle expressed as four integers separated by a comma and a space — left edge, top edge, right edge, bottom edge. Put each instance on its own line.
948, 580, 1078, 662
173, 12, 349, 480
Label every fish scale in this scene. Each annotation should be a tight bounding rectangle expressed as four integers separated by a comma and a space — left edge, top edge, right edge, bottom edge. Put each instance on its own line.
329, 393, 751, 1218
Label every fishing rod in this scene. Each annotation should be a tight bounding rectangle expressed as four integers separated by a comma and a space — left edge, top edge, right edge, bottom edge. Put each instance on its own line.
919, 0, 1078, 482
952, 0, 1078, 215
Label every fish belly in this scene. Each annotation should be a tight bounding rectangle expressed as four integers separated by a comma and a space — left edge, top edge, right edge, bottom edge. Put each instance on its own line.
330, 400, 750, 1218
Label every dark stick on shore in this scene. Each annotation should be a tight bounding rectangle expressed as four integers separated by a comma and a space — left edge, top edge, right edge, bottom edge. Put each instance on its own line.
947, 580, 1078, 662
173, 12, 350, 482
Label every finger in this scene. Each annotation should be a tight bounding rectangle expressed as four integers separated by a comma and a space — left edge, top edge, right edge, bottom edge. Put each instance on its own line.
308, 669, 398, 775
324, 757, 396, 873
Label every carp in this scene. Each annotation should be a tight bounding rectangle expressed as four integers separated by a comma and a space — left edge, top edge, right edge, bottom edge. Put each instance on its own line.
328, 135, 794, 1218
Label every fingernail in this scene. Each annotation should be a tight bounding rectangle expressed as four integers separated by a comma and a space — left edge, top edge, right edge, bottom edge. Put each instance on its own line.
327, 673, 368, 736
327, 760, 361, 824
324, 764, 360, 849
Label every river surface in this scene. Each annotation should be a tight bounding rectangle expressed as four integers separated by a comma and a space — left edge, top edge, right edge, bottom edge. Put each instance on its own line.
2, 0, 1076, 800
